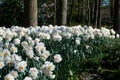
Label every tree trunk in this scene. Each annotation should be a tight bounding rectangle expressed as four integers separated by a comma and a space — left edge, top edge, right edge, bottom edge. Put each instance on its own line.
68, 0, 74, 25
94, 0, 97, 27
24, 0, 37, 27
62, 0, 67, 25
110, 0, 114, 25
90, 1, 94, 25
54, 0, 56, 25
56, 0, 67, 25
119, 0, 120, 31
94, 0, 101, 28
88, 0, 90, 25
56, 0, 62, 25
77, 0, 82, 23
113, 0, 120, 33
77, 0, 80, 19
97, 0, 101, 27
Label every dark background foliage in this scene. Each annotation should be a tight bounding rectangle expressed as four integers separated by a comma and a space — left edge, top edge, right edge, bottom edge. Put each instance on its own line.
0, 0, 116, 28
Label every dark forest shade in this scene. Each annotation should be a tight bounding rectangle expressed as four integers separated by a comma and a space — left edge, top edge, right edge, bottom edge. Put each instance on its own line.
113, 0, 120, 33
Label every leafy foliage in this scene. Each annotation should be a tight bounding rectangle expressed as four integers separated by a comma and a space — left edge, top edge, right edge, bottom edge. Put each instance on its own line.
0, 0, 54, 27
0, 0, 24, 27
43, 36, 120, 80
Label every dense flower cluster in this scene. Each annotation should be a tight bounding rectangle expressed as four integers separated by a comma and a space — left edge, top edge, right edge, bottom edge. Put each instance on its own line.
0, 25, 63, 80
0, 25, 118, 80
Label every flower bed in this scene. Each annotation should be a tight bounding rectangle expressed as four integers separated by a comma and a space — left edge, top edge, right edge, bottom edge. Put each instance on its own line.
0, 25, 119, 80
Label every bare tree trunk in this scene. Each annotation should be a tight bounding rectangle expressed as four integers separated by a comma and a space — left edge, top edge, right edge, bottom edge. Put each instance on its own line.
94, 0, 101, 28
81, 0, 84, 23
88, 0, 90, 25
77, 0, 80, 17
110, 0, 114, 25
62, 0, 67, 25
119, 0, 120, 31
94, 0, 97, 27
113, 0, 120, 33
97, 0, 101, 27
95, 0, 98, 27
56, 0, 62, 25
54, 0, 56, 25
90, 1, 94, 25
68, 0, 74, 25
77, 0, 81, 23
56, 0, 67, 25
24, 0, 37, 27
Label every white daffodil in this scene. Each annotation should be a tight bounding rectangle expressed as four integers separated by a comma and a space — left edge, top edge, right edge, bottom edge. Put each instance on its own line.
4, 74, 15, 80
54, 54, 62, 63
13, 38, 20, 45
15, 61, 27, 72
29, 67, 39, 79
9, 70, 18, 79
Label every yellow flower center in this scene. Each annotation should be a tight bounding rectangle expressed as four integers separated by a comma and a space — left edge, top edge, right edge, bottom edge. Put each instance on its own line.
6, 77, 11, 80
